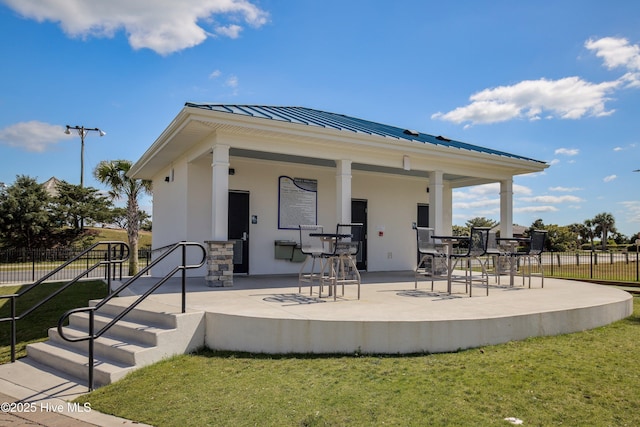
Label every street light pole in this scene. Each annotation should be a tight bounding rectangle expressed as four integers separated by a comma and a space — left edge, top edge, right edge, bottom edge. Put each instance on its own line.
65, 125, 106, 187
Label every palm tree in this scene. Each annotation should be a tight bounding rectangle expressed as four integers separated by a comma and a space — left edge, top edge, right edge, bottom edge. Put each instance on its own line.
583, 219, 596, 250
94, 160, 152, 275
593, 212, 616, 251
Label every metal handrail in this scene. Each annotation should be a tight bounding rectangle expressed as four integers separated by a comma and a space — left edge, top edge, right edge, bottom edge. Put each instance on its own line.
56, 241, 207, 391
0, 241, 129, 362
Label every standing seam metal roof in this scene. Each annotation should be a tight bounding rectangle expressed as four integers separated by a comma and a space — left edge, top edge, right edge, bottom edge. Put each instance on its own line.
185, 103, 544, 163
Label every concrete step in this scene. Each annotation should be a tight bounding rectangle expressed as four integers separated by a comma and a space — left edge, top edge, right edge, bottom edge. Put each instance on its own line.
26, 341, 134, 388
88, 297, 182, 329
24, 297, 206, 389
48, 326, 154, 367
68, 311, 172, 347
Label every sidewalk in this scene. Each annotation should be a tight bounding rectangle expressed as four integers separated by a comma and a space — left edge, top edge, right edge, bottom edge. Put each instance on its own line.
0, 359, 151, 427
0, 391, 98, 426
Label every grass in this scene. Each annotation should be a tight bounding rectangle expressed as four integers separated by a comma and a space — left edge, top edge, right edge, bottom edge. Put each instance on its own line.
85, 227, 152, 248
0, 280, 108, 363
73, 297, 640, 427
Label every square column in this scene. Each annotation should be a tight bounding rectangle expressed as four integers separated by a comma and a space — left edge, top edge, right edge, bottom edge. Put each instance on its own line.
429, 170, 444, 234
205, 241, 234, 287
336, 160, 352, 224
500, 179, 514, 238
208, 145, 234, 286
212, 144, 230, 241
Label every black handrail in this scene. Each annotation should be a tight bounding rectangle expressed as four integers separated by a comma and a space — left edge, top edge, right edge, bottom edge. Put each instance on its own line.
0, 241, 129, 363
56, 241, 207, 391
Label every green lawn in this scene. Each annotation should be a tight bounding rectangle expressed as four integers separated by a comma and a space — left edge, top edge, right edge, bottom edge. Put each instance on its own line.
86, 227, 152, 248
0, 280, 108, 363
76, 297, 640, 427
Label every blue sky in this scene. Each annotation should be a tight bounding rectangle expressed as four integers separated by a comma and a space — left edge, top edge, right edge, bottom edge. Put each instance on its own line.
0, 0, 639, 237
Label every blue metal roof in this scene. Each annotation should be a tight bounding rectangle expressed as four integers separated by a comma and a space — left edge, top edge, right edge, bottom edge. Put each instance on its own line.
185, 103, 544, 163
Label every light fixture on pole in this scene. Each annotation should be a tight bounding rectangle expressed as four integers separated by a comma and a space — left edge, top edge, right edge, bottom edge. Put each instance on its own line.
65, 125, 106, 187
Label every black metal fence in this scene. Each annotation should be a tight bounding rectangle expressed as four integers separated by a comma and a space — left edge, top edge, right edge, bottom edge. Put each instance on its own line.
541, 250, 640, 283
0, 247, 152, 284
1, 247, 638, 285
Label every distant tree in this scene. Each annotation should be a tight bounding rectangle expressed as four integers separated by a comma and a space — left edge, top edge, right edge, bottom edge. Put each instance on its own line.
593, 212, 616, 251
530, 218, 545, 231
110, 207, 152, 231
0, 175, 54, 248
610, 231, 627, 245
544, 224, 577, 252
465, 217, 497, 229
569, 222, 591, 249
94, 160, 152, 275
452, 225, 469, 236
52, 181, 113, 231
582, 219, 596, 250
526, 220, 575, 251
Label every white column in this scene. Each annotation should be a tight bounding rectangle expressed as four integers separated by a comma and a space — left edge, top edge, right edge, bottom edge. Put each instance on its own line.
211, 144, 230, 240
429, 170, 444, 234
336, 160, 352, 224
500, 179, 514, 238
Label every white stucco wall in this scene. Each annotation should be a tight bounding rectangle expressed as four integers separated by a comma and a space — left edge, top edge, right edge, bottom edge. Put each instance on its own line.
151, 151, 455, 276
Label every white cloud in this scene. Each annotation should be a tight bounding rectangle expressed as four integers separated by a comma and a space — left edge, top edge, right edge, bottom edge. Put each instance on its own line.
620, 201, 640, 224
514, 206, 559, 213
555, 148, 579, 156
431, 36, 640, 126
453, 198, 500, 210
603, 174, 617, 182
519, 195, 584, 203
215, 24, 243, 39
0, 121, 68, 152
431, 76, 619, 125
586, 36, 640, 88
225, 75, 239, 88
613, 143, 637, 152
209, 69, 222, 79
1, 0, 269, 55
454, 182, 532, 197
549, 186, 582, 192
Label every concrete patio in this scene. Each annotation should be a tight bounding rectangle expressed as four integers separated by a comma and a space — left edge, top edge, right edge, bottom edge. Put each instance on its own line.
117, 271, 633, 354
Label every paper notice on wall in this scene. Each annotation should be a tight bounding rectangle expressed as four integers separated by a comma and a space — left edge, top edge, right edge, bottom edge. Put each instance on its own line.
278, 176, 317, 229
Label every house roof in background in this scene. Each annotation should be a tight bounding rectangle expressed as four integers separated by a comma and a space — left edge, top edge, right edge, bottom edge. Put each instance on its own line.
41, 176, 61, 197
186, 103, 545, 164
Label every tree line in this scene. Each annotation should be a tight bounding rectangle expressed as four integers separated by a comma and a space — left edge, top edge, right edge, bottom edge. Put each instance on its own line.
0, 160, 151, 275
456, 214, 639, 252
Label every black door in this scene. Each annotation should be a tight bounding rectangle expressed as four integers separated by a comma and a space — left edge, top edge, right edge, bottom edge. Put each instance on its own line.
417, 204, 429, 264
352, 199, 368, 270
228, 191, 250, 274
417, 204, 429, 227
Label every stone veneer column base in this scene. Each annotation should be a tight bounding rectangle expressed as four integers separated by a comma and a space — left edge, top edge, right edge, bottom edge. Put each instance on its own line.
205, 241, 234, 287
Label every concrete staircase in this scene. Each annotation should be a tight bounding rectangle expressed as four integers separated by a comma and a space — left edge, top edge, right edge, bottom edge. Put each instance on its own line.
26, 297, 205, 388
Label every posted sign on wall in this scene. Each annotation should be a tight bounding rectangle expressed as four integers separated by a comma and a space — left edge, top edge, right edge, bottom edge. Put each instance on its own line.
278, 176, 318, 229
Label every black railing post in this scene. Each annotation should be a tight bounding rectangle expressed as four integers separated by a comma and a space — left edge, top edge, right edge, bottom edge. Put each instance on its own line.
106, 243, 112, 294
88, 310, 95, 392
636, 245, 640, 282
31, 248, 35, 282
182, 242, 187, 314
10, 296, 16, 363
590, 251, 594, 279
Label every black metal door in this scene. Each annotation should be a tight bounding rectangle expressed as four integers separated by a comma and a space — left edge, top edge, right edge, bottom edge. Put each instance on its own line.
228, 191, 249, 274
417, 204, 429, 227
352, 199, 368, 270
417, 204, 429, 264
